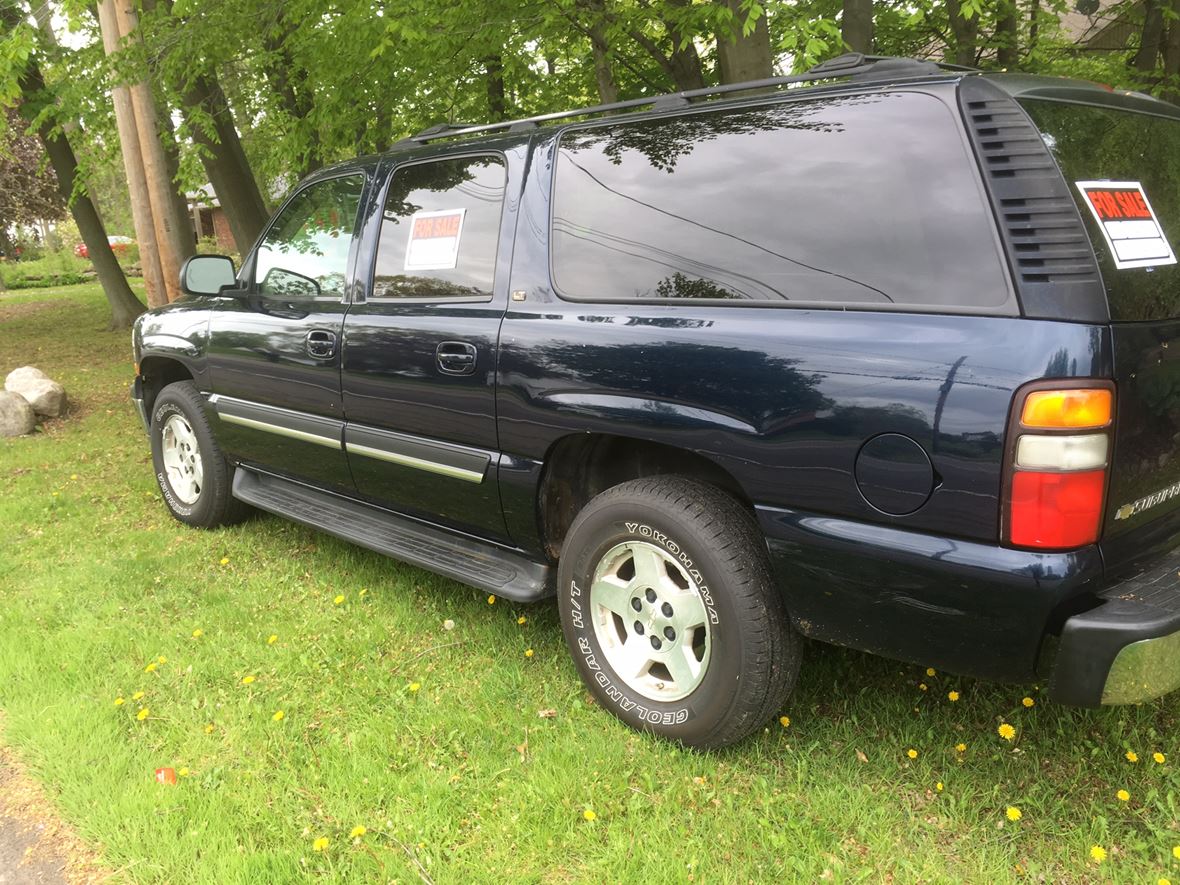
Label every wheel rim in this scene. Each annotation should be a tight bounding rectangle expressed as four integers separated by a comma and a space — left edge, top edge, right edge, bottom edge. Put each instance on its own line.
589, 540, 712, 703
160, 414, 203, 505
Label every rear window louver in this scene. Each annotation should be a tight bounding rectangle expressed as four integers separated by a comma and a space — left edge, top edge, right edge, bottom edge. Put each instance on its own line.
957, 78, 1108, 323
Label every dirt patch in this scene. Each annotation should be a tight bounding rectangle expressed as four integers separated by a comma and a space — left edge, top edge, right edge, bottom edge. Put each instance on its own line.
0, 301, 64, 324
0, 729, 111, 884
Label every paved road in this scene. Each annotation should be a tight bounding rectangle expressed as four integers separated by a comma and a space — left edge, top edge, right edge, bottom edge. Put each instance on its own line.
0, 758, 67, 885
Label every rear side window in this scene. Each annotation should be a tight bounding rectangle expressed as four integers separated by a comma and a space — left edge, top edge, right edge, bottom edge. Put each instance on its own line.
371, 155, 506, 300
550, 92, 1011, 310
1021, 100, 1180, 322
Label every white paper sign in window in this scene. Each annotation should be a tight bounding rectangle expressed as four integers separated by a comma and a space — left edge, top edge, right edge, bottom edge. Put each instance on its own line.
1076, 181, 1177, 270
404, 208, 466, 271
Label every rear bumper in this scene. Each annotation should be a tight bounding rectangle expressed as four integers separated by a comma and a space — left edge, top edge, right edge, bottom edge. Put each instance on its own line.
130, 377, 149, 434
1048, 548, 1180, 706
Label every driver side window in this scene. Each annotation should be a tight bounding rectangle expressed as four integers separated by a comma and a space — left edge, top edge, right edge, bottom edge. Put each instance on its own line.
254, 174, 365, 299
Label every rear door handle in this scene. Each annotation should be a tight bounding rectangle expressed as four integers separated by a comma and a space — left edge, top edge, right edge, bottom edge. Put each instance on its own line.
306, 329, 336, 359
436, 341, 477, 376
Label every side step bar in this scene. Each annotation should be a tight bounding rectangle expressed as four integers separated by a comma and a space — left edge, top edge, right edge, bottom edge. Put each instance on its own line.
232, 468, 554, 602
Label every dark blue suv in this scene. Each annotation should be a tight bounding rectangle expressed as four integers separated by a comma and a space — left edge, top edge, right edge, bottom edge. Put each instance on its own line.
132, 54, 1180, 747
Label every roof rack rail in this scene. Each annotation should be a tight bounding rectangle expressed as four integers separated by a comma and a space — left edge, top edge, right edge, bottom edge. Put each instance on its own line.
401, 54, 968, 147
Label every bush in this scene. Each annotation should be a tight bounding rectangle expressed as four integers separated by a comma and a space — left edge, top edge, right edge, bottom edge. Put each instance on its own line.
0, 250, 92, 290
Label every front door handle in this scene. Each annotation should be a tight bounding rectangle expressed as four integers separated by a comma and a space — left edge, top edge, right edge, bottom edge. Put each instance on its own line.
306, 329, 336, 359
436, 341, 477, 376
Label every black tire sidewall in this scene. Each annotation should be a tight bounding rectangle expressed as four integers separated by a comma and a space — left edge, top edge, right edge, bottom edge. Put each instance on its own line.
149, 388, 222, 527
558, 497, 754, 745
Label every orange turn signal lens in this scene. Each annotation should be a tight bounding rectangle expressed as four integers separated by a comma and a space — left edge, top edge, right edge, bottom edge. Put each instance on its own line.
1021, 388, 1112, 429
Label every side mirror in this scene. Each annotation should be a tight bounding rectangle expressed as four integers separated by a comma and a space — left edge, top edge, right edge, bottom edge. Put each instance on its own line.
260, 267, 321, 299
180, 255, 238, 296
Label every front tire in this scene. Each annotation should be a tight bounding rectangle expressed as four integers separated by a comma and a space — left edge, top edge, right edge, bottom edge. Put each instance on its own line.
557, 476, 799, 749
149, 381, 249, 528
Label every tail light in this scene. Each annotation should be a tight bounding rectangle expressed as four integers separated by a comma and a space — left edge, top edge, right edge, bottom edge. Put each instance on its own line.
1004, 382, 1114, 549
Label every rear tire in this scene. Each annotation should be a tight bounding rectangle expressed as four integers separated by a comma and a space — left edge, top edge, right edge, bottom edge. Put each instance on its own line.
557, 476, 799, 749
149, 381, 250, 528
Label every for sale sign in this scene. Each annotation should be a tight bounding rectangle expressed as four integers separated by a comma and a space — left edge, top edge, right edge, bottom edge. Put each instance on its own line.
1076, 181, 1177, 270
405, 208, 466, 271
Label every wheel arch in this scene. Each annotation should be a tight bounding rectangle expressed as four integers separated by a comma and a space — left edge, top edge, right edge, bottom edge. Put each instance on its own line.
139, 355, 196, 424
537, 432, 754, 560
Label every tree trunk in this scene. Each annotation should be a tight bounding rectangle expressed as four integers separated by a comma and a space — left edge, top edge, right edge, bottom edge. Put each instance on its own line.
1029, 0, 1041, 55
155, 98, 196, 259
841, 0, 874, 54
996, 0, 1019, 68
262, 27, 320, 179
484, 55, 508, 120
1163, 0, 1180, 103
946, 0, 980, 67
180, 73, 270, 253
579, 0, 619, 103
1133, 0, 1165, 72
96, 0, 167, 308
112, 0, 186, 303
716, 0, 774, 83
629, 0, 707, 91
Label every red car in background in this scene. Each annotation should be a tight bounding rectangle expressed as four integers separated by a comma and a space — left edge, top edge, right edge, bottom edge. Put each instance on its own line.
75, 235, 134, 259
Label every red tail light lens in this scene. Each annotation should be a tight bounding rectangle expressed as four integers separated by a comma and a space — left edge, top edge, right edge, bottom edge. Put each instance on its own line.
1009, 470, 1106, 548
1004, 382, 1113, 550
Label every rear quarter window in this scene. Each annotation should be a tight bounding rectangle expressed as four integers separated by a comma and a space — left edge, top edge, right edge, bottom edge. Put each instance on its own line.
550, 91, 1013, 312
1021, 99, 1180, 322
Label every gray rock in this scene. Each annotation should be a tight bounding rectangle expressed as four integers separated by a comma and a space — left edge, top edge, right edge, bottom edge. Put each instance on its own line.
0, 390, 35, 437
5, 367, 66, 418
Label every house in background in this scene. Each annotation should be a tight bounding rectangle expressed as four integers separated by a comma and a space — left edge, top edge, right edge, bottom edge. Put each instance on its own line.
185, 184, 236, 252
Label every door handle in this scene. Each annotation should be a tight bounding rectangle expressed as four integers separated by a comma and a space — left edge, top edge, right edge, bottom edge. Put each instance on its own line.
306, 329, 336, 359
436, 341, 478, 376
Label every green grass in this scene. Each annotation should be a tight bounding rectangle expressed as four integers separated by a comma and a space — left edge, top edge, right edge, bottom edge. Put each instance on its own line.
2, 283, 1180, 883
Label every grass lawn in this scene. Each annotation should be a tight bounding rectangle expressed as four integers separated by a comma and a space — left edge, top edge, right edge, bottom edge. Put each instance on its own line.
2, 283, 1180, 883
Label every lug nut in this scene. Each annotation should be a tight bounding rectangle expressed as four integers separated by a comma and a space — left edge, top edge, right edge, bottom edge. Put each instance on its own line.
650, 636, 662, 650
631, 598, 642, 612
661, 602, 673, 617
634, 621, 645, 635
645, 589, 657, 603
664, 626, 675, 641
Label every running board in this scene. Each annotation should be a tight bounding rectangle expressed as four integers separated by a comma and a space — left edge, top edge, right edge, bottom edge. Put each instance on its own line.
232, 468, 553, 602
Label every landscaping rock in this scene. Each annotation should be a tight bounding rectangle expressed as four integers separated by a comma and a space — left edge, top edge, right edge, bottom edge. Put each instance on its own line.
5, 367, 66, 418
0, 391, 35, 437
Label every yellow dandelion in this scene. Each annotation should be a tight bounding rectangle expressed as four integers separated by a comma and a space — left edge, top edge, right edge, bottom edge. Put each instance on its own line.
204, 724, 215, 734
524, 648, 534, 658
487, 594, 496, 605
136, 708, 149, 721
779, 715, 790, 728
157, 656, 167, 664
312, 836, 329, 852
1174, 845, 1180, 860
1021, 697, 1034, 708
178, 767, 190, 777
241, 675, 255, 685
926, 668, 936, 677
919, 683, 928, 691
192, 629, 203, 639
1005, 806, 1022, 822
113, 697, 125, 706
517, 616, 527, 625
1090, 845, 1106, 863
144, 662, 157, 673
1126, 750, 1139, 763
955, 743, 967, 752
272, 710, 284, 721
267, 634, 278, 644
131, 691, 145, 701
349, 825, 366, 839
1159, 878, 1171, 885
948, 690, 960, 702
219, 557, 229, 566
333, 594, 345, 605
583, 809, 597, 821
907, 748, 918, 759
1116, 789, 1130, 802
998, 723, 1016, 741
936, 782, 944, 792
409, 682, 421, 693
69, 474, 77, 480
1154, 751, 1166, 764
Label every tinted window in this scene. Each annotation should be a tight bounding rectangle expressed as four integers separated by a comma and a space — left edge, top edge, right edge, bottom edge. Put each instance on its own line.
255, 174, 364, 299
1021, 100, 1180, 322
551, 92, 1010, 309
371, 156, 506, 299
